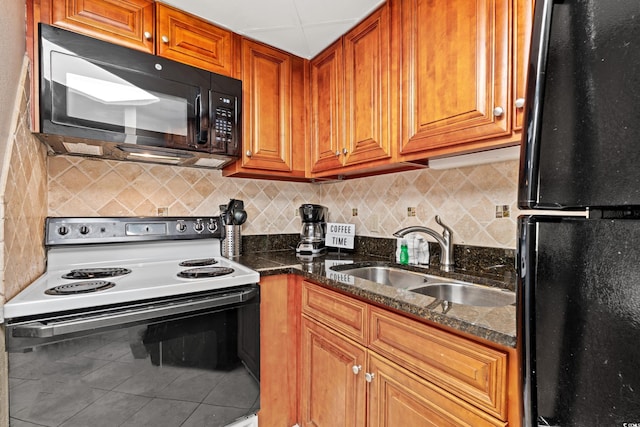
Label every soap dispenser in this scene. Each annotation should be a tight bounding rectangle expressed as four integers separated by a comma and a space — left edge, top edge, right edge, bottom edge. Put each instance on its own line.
399, 239, 409, 265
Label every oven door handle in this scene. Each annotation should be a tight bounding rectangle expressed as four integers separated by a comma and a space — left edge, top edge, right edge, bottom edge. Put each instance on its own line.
9, 287, 258, 339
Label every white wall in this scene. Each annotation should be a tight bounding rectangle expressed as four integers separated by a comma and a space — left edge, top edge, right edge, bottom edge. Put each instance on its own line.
0, 2, 26, 166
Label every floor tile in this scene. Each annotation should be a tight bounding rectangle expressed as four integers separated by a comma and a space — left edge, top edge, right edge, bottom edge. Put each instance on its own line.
155, 367, 227, 403
203, 366, 259, 409
119, 397, 198, 427
10, 380, 107, 426
112, 365, 183, 397
181, 403, 253, 427
59, 391, 151, 427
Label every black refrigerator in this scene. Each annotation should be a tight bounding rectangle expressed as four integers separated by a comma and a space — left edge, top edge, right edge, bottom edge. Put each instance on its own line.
518, 0, 640, 426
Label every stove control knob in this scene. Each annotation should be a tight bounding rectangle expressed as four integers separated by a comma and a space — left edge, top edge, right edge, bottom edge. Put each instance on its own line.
58, 225, 69, 236
207, 219, 218, 233
79, 226, 90, 235
194, 219, 204, 233
176, 221, 187, 233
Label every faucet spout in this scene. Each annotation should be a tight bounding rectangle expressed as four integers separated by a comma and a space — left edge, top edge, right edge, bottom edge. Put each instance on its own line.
393, 216, 454, 272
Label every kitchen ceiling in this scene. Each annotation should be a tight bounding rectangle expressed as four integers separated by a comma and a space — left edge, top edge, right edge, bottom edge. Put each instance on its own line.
161, 0, 385, 59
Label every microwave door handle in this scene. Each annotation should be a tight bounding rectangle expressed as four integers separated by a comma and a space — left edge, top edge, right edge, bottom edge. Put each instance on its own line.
8, 287, 258, 339
196, 93, 208, 144
518, 0, 554, 209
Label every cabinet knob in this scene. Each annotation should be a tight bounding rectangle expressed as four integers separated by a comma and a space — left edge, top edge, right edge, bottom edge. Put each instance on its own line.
161, 35, 170, 44
246, 150, 253, 157
335, 150, 341, 157
365, 372, 375, 383
342, 148, 348, 155
515, 98, 526, 109
493, 106, 504, 117
352, 365, 362, 375
143, 31, 152, 41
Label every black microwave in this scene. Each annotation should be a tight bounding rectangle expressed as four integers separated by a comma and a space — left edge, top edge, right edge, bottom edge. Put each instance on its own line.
37, 23, 242, 169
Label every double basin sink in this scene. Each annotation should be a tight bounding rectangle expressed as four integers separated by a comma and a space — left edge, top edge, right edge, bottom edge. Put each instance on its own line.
332, 265, 515, 308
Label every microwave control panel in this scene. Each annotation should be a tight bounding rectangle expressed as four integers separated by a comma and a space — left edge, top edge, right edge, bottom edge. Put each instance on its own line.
211, 92, 238, 155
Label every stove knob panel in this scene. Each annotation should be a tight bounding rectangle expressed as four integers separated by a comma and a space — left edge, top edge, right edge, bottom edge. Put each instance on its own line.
176, 221, 187, 233
58, 225, 69, 236
194, 219, 204, 233
79, 225, 90, 235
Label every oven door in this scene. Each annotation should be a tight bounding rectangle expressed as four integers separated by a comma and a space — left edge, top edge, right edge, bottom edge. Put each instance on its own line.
6, 285, 259, 426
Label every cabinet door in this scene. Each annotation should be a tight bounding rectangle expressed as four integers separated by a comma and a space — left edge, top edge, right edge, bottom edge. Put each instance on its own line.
513, 0, 535, 131
300, 317, 366, 427
343, 4, 391, 166
368, 306, 508, 420
51, 0, 154, 52
156, 3, 234, 75
240, 39, 294, 172
395, 0, 511, 158
309, 40, 344, 173
367, 353, 506, 427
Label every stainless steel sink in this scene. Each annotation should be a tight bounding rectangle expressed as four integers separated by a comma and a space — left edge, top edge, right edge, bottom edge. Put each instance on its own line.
337, 266, 432, 289
334, 265, 515, 307
411, 283, 516, 307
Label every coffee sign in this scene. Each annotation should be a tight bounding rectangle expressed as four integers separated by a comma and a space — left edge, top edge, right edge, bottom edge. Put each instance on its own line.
326, 223, 355, 249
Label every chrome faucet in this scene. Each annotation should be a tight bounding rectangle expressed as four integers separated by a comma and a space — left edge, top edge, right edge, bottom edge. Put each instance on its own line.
393, 215, 454, 272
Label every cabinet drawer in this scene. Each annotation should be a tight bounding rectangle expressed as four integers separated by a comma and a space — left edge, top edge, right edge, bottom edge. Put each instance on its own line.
301, 282, 367, 344
368, 306, 508, 420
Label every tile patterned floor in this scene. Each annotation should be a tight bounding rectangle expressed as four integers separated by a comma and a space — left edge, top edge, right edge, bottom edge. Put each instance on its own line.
8, 329, 259, 426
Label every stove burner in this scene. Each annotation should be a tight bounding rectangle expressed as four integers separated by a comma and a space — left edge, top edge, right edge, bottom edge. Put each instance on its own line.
179, 258, 219, 267
62, 268, 132, 280
178, 267, 234, 279
45, 280, 116, 295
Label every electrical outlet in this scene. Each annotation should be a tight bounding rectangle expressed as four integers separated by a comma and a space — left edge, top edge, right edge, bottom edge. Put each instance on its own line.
352, 208, 358, 216
495, 205, 511, 218
157, 207, 169, 216
407, 207, 416, 217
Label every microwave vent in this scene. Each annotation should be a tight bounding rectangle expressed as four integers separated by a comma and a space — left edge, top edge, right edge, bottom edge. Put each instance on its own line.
62, 142, 104, 156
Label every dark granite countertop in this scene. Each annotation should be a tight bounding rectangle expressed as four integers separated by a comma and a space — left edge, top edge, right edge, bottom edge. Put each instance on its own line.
234, 249, 517, 348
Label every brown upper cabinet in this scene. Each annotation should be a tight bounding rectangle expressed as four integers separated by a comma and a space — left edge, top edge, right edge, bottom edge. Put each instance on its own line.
309, 4, 394, 178
41, 0, 236, 76
49, 0, 155, 52
393, 0, 516, 161
223, 39, 307, 180
155, 4, 235, 76
30, 0, 534, 179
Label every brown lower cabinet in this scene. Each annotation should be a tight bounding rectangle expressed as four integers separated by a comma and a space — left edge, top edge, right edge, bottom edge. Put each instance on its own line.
297, 280, 518, 427
300, 318, 367, 427
258, 276, 519, 426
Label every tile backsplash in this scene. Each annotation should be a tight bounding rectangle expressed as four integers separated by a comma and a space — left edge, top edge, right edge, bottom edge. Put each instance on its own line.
1, 63, 48, 302
48, 157, 518, 248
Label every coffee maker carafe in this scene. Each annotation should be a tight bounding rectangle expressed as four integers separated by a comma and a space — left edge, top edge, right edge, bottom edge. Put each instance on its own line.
296, 204, 328, 255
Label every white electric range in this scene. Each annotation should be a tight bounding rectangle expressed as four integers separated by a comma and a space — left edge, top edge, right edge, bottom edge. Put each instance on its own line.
4, 217, 261, 427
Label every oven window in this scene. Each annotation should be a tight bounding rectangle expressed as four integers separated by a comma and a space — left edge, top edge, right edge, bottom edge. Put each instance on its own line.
8, 308, 259, 426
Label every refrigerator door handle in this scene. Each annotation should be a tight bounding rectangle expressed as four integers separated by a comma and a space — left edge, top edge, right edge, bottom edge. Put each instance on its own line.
518, 0, 555, 209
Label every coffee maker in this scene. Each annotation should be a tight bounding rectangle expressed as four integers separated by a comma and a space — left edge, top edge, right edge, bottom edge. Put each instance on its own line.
296, 204, 328, 255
